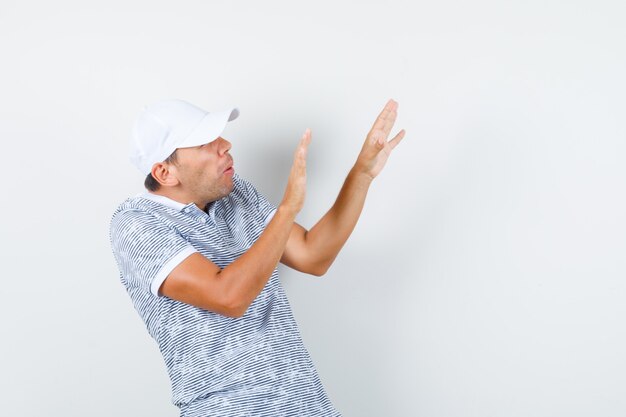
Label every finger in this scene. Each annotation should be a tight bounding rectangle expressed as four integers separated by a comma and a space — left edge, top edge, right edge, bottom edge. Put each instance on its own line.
388, 129, 406, 150
370, 103, 393, 133
381, 100, 400, 137
382, 109, 398, 137
298, 128, 311, 158
370, 99, 398, 133
300, 128, 312, 148
294, 129, 311, 171
294, 128, 310, 152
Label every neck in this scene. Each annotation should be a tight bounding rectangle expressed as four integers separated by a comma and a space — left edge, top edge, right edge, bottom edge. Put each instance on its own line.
151, 189, 209, 212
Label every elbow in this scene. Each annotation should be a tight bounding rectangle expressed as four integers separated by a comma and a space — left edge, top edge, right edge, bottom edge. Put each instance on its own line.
220, 297, 248, 319
204, 301, 244, 318
309, 261, 331, 277
217, 304, 246, 319
307, 256, 336, 277
221, 289, 252, 318
214, 289, 247, 319
225, 308, 246, 319
213, 271, 250, 318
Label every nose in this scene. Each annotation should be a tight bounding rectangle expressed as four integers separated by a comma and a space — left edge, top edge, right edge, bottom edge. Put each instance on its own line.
217, 137, 232, 155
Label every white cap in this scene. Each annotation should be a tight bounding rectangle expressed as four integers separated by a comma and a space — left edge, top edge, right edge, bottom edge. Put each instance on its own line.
129, 99, 240, 175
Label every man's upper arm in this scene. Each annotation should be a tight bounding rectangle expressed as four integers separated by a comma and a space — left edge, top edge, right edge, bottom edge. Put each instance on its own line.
110, 209, 238, 317
159, 252, 242, 317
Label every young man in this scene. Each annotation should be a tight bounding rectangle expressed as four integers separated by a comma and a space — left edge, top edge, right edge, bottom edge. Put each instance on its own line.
109, 98, 405, 417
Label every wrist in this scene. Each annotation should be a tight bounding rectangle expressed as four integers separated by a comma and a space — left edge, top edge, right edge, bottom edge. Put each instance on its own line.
349, 165, 375, 185
276, 203, 299, 220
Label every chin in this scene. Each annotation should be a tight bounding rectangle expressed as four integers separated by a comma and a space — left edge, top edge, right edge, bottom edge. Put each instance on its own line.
220, 182, 235, 197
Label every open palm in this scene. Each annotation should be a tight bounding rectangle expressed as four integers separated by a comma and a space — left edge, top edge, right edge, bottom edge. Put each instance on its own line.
355, 99, 406, 180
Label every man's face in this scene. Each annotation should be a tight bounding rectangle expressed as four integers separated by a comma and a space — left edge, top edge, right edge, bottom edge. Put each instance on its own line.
171, 136, 235, 205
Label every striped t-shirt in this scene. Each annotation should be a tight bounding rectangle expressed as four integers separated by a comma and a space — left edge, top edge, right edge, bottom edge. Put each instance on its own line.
109, 173, 341, 417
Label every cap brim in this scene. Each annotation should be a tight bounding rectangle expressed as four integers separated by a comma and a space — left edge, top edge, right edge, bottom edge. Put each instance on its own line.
179, 107, 239, 148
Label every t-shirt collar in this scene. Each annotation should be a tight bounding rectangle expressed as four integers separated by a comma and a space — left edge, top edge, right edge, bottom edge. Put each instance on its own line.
137, 192, 194, 212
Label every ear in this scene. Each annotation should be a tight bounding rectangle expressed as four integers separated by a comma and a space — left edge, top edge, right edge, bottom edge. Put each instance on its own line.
151, 162, 180, 187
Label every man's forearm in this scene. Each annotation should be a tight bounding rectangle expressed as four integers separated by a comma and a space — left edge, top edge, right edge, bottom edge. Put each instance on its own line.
304, 166, 373, 273
220, 205, 297, 315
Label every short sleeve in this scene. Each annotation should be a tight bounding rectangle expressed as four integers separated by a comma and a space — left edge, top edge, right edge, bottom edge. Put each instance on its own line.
258, 192, 277, 226
110, 209, 197, 296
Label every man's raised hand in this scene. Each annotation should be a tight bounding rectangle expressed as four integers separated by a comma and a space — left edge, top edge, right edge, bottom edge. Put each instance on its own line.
280, 128, 312, 215
355, 99, 406, 180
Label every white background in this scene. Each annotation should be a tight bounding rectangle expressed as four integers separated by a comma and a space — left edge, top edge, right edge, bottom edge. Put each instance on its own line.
1, 1, 624, 416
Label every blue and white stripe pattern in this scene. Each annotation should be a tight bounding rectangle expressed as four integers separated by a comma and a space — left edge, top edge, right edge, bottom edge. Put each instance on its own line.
109, 173, 341, 417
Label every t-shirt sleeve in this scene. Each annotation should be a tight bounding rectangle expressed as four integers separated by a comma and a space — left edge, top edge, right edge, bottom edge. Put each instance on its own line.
110, 209, 197, 297
258, 192, 277, 226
